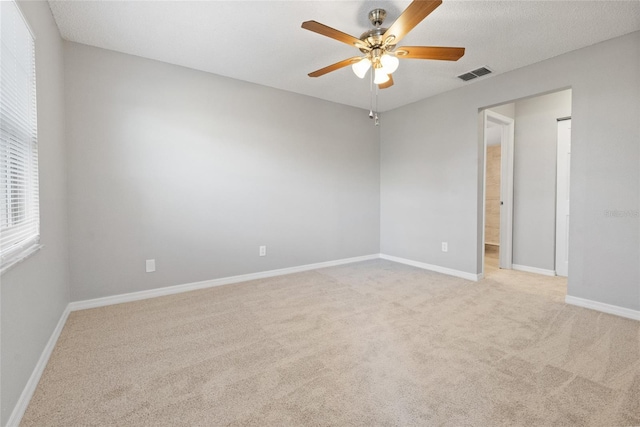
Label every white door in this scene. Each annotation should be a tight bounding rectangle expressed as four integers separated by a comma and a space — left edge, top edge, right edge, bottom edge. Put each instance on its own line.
555, 119, 571, 277
498, 116, 515, 270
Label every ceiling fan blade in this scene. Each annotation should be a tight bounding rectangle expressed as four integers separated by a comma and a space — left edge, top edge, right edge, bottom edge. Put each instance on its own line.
308, 57, 362, 78
396, 46, 465, 61
378, 75, 394, 89
382, 0, 442, 45
302, 21, 368, 50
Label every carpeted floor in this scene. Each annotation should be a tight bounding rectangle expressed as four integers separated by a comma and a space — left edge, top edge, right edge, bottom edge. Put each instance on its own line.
22, 259, 640, 426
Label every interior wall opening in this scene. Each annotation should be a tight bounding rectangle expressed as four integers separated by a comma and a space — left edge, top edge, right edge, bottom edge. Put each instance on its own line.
480, 88, 572, 282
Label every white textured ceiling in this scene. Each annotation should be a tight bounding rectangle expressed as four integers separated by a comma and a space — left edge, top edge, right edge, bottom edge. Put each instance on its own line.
48, 1, 640, 112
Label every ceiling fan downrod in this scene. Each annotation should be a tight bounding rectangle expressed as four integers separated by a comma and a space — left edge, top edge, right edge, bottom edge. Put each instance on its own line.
368, 8, 387, 27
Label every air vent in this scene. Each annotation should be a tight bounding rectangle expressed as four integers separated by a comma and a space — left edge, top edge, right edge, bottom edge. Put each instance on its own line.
457, 66, 493, 81
472, 66, 492, 77
458, 72, 476, 81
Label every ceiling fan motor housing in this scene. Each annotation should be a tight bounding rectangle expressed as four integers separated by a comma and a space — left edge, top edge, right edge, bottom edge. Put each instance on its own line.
360, 10, 397, 54
359, 29, 383, 52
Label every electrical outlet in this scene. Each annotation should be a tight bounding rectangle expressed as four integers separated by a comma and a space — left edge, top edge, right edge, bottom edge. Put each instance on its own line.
259, 246, 266, 257
441, 242, 448, 252
145, 259, 156, 273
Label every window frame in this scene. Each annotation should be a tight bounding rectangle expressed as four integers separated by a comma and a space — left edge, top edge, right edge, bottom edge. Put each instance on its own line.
0, 0, 42, 274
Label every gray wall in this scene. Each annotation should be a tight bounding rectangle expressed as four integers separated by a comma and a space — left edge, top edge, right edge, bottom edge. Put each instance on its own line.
512, 90, 572, 271
381, 31, 639, 310
381, 88, 480, 273
488, 103, 515, 120
64, 42, 380, 301
1, 1, 70, 425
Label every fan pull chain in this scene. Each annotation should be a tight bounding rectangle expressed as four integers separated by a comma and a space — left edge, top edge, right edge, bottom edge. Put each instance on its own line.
369, 69, 374, 119
368, 69, 379, 126
374, 84, 380, 126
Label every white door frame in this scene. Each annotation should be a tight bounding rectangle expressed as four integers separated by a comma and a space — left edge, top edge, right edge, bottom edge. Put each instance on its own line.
555, 118, 571, 277
481, 110, 515, 276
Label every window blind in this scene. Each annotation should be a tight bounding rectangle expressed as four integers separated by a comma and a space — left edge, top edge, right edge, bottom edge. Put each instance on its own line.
0, 1, 40, 268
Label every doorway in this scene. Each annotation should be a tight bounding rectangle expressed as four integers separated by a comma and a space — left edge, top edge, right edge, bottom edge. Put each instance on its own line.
480, 89, 572, 280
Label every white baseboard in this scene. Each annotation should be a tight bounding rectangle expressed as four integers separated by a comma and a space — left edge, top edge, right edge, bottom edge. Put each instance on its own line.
380, 254, 480, 282
68, 254, 381, 311
6, 305, 71, 427
565, 295, 640, 321
512, 264, 556, 277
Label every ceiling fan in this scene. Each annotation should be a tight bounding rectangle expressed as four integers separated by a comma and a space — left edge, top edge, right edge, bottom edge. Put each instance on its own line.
301, 0, 465, 89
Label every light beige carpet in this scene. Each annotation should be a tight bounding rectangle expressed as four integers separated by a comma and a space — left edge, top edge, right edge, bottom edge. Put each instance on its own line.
22, 260, 640, 426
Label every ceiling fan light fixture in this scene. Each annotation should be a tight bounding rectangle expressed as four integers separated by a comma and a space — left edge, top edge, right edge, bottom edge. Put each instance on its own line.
374, 67, 390, 84
380, 54, 399, 74
352, 58, 371, 78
